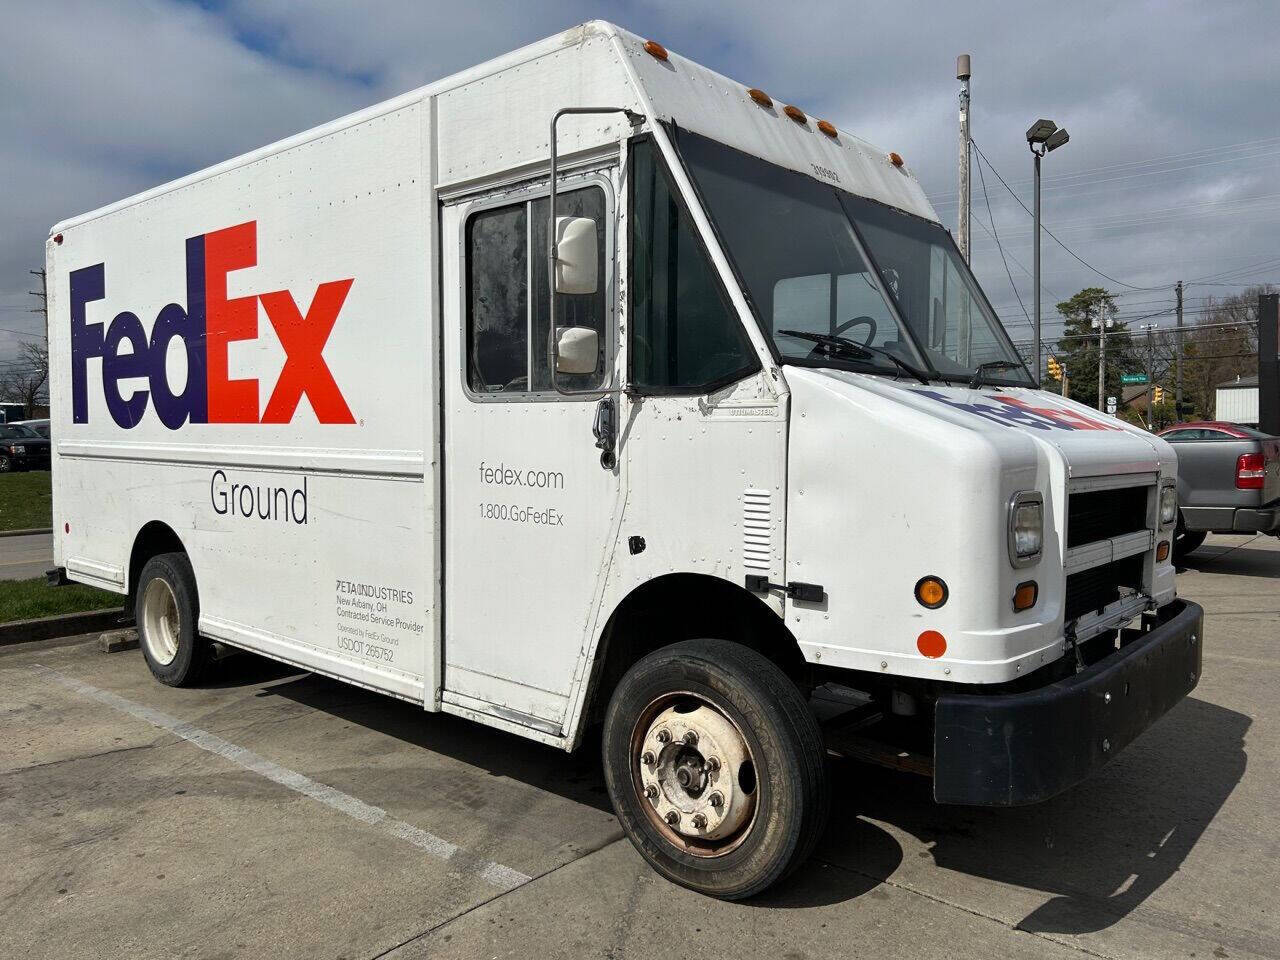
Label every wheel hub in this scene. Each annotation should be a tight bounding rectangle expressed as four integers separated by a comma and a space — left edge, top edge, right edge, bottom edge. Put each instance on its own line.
638, 703, 754, 842
141, 578, 180, 666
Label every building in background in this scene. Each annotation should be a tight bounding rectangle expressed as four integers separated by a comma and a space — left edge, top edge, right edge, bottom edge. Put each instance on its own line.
1215, 375, 1259, 426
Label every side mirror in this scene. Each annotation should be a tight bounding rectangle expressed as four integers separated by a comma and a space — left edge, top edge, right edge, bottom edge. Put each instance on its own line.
554, 216, 598, 294
555, 326, 599, 374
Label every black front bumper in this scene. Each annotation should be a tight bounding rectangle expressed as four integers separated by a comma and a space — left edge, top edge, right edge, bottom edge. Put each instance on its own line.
933, 599, 1204, 806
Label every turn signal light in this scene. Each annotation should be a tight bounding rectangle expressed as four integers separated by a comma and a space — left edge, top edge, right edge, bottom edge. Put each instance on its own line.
783, 104, 807, 124
1156, 540, 1170, 562
914, 576, 948, 609
643, 40, 669, 61
1013, 580, 1038, 612
747, 88, 773, 107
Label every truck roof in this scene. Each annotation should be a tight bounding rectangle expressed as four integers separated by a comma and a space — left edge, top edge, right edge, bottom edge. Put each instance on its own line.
51, 21, 934, 237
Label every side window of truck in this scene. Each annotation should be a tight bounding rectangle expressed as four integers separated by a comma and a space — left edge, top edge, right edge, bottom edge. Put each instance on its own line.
466, 186, 608, 396
629, 139, 759, 393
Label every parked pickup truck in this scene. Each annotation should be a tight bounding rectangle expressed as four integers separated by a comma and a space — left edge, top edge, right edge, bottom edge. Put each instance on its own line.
1159, 421, 1280, 558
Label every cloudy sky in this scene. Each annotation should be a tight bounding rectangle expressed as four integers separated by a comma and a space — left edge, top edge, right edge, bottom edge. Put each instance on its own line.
4, 0, 1279, 371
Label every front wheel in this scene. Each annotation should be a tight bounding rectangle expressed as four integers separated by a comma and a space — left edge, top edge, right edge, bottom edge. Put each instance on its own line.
1173, 515, 1207, 562
602, 639, 828, 900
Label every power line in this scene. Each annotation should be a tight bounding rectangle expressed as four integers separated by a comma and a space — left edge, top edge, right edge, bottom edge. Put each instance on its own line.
973, 146, 1029, 325
970, 139, 1169, 292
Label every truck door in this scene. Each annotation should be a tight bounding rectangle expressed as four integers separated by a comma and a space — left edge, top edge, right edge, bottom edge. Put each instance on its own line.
441, 172, 621, 734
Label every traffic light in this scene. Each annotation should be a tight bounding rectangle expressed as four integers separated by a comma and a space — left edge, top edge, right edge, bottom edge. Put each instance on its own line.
1153, 385, 1165, 404
1047, 355, 1062, 380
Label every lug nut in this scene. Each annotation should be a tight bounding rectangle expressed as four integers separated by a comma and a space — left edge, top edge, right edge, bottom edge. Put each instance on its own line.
705, 757, 721, 773
641, 751, 655, 766
708, 792, 723, 809
644, 784, 658, 799
682, 730, 699, 746
665, 810, 681, 826
692, 813, 707, 829
656, 729, 671, 744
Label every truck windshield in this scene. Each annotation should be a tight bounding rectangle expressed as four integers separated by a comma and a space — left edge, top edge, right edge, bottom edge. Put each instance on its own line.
675, 129, 1033, 386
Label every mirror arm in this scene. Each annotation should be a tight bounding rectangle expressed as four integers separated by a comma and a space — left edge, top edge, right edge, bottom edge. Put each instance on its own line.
548, 106, 644, 396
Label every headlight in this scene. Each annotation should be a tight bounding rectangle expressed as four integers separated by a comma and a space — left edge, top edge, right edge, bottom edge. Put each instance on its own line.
1008, 492, 1044, 567
1159, 485, 1177, 526
11, 445, 24, 454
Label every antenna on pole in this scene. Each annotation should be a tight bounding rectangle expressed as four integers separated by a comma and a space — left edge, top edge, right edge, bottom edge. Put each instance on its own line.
956, 54, 972, 264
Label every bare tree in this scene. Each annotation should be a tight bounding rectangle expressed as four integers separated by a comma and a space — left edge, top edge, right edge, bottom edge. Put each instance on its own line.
0, 340, 49, 416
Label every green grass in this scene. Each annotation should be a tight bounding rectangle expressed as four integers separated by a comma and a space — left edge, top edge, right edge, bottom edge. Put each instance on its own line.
0, 576, 122, 624
0, 471, 52, 531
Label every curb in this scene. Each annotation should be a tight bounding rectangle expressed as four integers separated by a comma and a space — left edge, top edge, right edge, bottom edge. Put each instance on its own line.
0, 609, 134, 647
0, 528, 53, 538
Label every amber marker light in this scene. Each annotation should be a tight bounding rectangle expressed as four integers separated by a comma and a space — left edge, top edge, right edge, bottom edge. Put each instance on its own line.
817, 119, 838, 138
748, 88, 774, 107
889, 152, 905, 167
917, 630, 947, 659
1156, 541, 1170, 562
1013, 580, 1039, 612
643, 40, 669, 61
783, 104, 807, 123
914, 576, 948, 609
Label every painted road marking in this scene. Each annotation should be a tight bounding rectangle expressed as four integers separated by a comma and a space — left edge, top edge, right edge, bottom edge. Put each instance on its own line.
36, 666, 531, 891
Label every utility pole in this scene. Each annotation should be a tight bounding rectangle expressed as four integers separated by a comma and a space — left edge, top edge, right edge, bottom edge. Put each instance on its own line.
956, 55, 971, 264
1093, 305, 1110, 412
1174, 280, 1183, 419
29, 269, 47, 339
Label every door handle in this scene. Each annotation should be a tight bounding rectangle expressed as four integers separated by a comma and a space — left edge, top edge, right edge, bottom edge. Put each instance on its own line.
593, 397, 616, 469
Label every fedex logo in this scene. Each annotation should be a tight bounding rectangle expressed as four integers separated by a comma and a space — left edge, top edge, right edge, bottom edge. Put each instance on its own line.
917, 391, 1123, 432
69, 220, 355, 429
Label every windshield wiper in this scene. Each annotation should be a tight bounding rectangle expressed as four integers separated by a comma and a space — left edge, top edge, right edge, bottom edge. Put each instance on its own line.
777, 330, 930, 385
968, 360, 1027, 389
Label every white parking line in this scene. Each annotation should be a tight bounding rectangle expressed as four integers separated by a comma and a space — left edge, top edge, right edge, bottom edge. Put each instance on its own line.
35, 665, 532, 891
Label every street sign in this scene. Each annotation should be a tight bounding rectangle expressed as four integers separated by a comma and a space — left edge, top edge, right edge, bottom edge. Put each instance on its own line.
1106, 396, 1117, 415
1120, 373, 1149, 384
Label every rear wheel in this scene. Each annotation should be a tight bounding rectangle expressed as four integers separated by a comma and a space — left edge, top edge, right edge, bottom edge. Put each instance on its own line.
135, 552, 208, 686
602, 639, 827, 900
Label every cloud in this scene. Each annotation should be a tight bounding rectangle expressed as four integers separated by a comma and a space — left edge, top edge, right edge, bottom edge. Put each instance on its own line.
4, 0, 1278, 364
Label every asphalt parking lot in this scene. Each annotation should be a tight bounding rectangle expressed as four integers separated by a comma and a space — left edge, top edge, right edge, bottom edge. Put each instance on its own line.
2, 533, 1277, 960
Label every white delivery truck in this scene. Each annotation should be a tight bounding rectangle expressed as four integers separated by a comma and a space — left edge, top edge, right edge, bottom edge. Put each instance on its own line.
47, 22, 1203, 899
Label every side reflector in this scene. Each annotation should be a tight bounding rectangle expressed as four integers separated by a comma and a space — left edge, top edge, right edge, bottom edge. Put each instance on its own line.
1156, 540, 1170, 562
889, 152, 905, 167
747, 88, 773, 108
54, 233, 64, 245
817, 119, 838, 138
917, 630, 946, 659
1013, 580, 1038, 612
643, 40, 669, 61
914, 575, 948, 609
783, 104, 807, 124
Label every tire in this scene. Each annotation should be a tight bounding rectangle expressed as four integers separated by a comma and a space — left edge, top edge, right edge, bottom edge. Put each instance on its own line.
135, 552, 208, 687
1173, 516, 1206, 562
602, 639, 828, 900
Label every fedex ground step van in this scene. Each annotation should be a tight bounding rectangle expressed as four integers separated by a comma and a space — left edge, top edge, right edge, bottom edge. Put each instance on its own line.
47, 22, 1203, 899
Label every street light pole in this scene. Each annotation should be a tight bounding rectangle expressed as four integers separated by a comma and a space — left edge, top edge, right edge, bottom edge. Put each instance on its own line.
1026, 119, 1069, 389
957, 54, 972, 264
1033, 148, 1041, 384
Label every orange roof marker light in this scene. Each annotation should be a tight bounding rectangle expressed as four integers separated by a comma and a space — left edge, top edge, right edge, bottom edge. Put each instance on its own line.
747, 88, 774, 108
783, 104, 807, 124
817, 119, 838, 138
643, 40, 669, 62
889, 151, 905, 168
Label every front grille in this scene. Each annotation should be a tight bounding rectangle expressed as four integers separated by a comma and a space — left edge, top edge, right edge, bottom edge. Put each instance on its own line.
1066, 485, 1149, 548
1064, 553, 1145, 621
